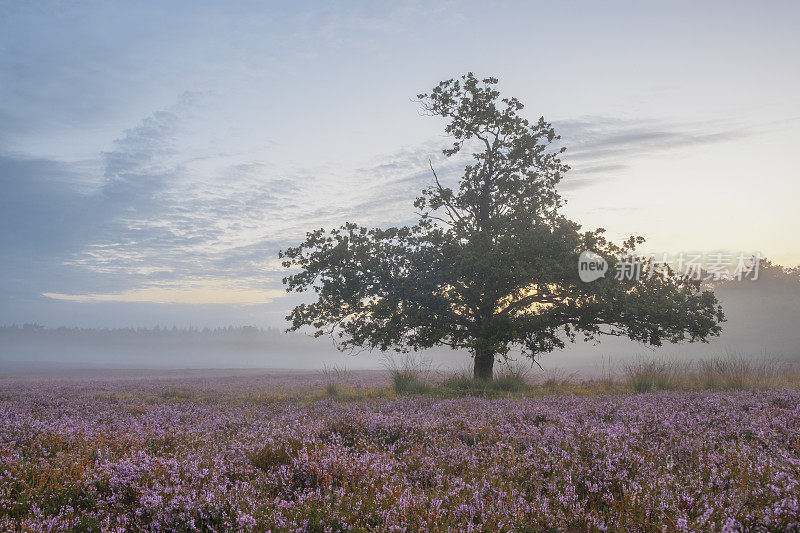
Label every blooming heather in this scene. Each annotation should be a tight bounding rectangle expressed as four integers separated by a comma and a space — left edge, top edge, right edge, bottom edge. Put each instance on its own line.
0, 376, 798, 531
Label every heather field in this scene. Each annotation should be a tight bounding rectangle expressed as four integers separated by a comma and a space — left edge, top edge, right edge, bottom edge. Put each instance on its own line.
1, 372, 800, 532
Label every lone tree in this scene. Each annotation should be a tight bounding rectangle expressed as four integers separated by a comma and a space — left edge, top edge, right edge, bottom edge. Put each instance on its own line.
280, 73, 724, 380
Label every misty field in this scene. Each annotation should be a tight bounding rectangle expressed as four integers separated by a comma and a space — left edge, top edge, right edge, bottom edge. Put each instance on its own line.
1, 373, 799, 532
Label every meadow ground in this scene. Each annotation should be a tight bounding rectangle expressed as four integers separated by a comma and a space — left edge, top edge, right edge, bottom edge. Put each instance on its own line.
1, 362, 799, 532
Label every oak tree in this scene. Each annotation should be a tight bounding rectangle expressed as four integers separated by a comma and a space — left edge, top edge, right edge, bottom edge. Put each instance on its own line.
280, 74, 724, 380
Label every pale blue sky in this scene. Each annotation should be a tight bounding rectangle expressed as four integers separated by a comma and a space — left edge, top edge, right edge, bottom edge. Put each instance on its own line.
1, 1, 799, 327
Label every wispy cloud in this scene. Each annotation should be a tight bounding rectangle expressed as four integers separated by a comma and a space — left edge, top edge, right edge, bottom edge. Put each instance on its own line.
0, 96, 786, 308
555, 116, 753, 189
43, 280, 286, 305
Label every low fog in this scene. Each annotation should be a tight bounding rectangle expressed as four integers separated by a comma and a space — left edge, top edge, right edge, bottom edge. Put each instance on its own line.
2, 265, 798, 378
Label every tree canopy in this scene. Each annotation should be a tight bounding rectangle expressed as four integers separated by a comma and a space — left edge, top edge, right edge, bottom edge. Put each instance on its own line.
280, 73, 724, 380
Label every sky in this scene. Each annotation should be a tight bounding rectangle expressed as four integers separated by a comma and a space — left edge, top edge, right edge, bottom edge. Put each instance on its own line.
1, 0, 799, 329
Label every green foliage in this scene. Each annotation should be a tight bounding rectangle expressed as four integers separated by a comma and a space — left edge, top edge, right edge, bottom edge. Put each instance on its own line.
392, 372, 431, 395
438, 366, 533, 397
492, 374, 530, 393
324, 382, 340, 398
280, 73, 724, 380
249, 438, 302, 471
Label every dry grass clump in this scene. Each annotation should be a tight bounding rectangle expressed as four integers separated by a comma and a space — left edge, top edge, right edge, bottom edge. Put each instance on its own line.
385, 353, 800, 398
622, 354, 794, 392
311, 353, 799, 400
622, 357, 687, 392
695, 355, 785, 390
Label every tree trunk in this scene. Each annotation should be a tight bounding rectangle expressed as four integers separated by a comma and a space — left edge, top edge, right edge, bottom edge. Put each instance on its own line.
473, 347, 495, 381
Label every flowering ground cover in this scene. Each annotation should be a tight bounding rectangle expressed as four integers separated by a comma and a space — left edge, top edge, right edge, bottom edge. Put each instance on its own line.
1, 375, 799, 531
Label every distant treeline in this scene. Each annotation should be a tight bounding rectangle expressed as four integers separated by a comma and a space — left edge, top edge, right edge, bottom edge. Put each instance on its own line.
0, 323, 336, 369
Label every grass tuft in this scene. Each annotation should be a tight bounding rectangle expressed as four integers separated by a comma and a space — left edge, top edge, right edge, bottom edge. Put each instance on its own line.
623, 358, 683, 392
382, 354, 433, 395
622, 354, 790, 392
320, 364, 351, 398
